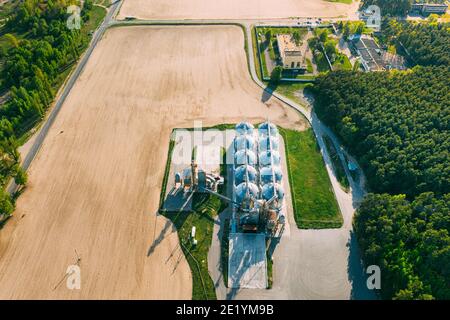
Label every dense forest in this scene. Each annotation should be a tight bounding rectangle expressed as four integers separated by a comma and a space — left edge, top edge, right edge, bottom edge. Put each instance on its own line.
313, 18, 449, 298
313, 67, 449, 198
0, 0, 101, 218
381, 20, 450, 67
361, 0, 448, 16
354, 192, 449, 299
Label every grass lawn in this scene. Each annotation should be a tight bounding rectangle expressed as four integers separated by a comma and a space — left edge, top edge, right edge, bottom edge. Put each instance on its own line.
267, 253, 273, 289
313, 51, 331, 73
268, 39, 277, 60
81, 5, 107, 35
306, 58, 313, 73
259, 44, 270, 78
280, 127, 342, 229
323, 135, 350, 192
275, 82, 312, 109
163, 193, 220, 300
259, 27, 308, 40
333, 53, 352, 71
252, 27, 263, 81
221, 218, 230, 287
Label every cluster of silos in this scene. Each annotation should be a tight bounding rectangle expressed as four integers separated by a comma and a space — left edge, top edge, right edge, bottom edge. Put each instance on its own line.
258, 122, 285, 213
233, 122, 259, 212
232, 121, 285, 232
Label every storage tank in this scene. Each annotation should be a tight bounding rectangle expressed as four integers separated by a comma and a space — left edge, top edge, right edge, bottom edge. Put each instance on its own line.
259, 150, 281, 167
234, 135, 256, 151
258, 135, 279, 152
261, 183, 284, 201
260, 166, 283, 184
235, 182, 259, 204
235, 165, 257, 185
234, 149, 257, 166
235, 122, 254, 136
258, 122, 278, 137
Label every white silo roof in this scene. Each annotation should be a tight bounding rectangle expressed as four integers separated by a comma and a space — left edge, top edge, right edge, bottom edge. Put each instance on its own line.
259, 150, 281, 167
261, 183, 284, 201
260, 166, 283, 184
235, 122, 254, 135
235, 165, 257, 185
235, 182, 259, 204
258, 136, 279, 152
234, 135, 255, 151
235, 149, 257, 166
258, 122, 278, 137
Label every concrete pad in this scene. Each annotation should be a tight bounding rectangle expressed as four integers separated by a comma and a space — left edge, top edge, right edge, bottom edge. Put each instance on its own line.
228, 233, 267, 289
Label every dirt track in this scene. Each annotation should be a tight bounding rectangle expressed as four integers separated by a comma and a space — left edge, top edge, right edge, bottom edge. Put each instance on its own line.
118, 0, 361, 20
0, 25, 307, 299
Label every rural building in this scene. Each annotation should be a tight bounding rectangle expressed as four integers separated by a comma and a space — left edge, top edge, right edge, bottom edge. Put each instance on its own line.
276, 34, 307, 70
349, 35, 405, 72
411, 3, 448, 15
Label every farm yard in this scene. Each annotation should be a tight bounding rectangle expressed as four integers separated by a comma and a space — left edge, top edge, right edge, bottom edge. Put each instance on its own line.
0, 25, 308, 299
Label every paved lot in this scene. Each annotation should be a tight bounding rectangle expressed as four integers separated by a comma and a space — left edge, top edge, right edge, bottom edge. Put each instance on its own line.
228, 233, 267, 289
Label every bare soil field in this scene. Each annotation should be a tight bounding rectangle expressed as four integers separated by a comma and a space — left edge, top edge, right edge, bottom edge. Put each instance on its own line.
0, 25, 307, 299
118, 0, 361, 20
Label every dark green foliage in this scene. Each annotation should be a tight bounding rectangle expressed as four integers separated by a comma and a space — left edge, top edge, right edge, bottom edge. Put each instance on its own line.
361, 0, 448, 16
313, 67, 449, 198
315, 9, 449, 302
354, 193, 450, 299
0, 0, 103, 218
382, 20, 450, 67
361, 0, 411, 16
270, 66, 282, 84
0, 188, 14, 217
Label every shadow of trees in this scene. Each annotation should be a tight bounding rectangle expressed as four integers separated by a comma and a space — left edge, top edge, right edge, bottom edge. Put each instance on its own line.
347, 230, 378, 300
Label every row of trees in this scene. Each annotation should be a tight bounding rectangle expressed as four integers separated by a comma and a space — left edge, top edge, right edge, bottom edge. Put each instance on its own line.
361, 0, 447, 16
354, 192, 449, 299
381, 19, 450, 67
0, 0, 96, 217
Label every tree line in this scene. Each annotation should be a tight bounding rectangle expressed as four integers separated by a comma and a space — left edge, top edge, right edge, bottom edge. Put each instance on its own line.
0, 0, 96, 218
354, 192, 449, 299
313, 64, 449, 298
381, 19, 450, 67
361, 0, 447, 16
313, 67, 449, 198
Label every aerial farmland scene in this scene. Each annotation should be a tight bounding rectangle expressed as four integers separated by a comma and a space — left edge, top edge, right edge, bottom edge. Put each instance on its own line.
0, 0, 448, 308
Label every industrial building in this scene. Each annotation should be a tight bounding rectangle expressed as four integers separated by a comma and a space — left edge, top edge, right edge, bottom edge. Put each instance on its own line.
166, 122, 287, 289
276, 34, 307, 70
349, 34, 406, 72
166, 121, 286, 235
231, 121, 286, 235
